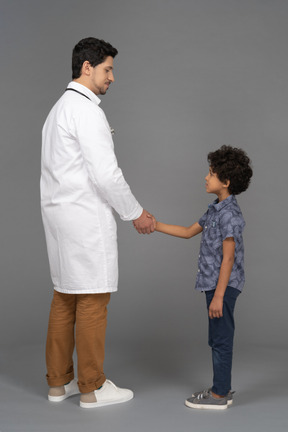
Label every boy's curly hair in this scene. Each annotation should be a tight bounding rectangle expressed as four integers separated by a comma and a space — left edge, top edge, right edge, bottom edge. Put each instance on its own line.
207, 145, 253, 195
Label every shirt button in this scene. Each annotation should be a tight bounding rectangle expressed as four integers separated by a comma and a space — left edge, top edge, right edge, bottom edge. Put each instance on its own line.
205, 226, 207, 229
198, 269, 200, 272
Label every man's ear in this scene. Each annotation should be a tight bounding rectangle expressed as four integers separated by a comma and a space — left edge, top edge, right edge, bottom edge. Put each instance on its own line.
81, 61, 92, 76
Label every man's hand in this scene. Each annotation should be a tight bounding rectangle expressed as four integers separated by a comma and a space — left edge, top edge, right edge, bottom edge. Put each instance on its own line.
133, 209, 156, 234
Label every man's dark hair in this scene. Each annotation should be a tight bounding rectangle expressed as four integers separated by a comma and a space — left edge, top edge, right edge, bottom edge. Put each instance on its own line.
72, 37, 118, 79
207, 145, 253, 195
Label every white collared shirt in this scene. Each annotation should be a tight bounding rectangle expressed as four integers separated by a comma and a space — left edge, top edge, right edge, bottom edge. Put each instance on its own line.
41, 82, 142, 293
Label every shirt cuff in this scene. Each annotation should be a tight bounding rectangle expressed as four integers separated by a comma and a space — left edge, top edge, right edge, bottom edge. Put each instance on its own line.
120, 203, 143, 221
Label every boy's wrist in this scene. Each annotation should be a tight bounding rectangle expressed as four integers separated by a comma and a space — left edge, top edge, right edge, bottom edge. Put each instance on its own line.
214, 290, 225, 299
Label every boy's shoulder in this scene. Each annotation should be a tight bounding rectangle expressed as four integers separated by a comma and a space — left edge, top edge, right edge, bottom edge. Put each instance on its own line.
219, 196, 245, 225
200, 196, 244, 224
226, 196, 242, 212
211, 195, 242, 216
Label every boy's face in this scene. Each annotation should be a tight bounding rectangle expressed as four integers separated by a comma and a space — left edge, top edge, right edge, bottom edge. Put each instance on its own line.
205, 167, 230, 200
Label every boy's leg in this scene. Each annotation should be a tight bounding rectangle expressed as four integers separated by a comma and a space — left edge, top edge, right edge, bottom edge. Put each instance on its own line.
46, 290, 76, 387
75, 293, 111, 394
206, 287, 240, 396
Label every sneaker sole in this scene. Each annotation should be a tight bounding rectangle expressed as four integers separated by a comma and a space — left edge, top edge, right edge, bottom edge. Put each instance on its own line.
192, 397, 232, 406
80, 394, 134, 409
185, 399, 228, 410
48, 390, 79, 402
191, 391, 233, 406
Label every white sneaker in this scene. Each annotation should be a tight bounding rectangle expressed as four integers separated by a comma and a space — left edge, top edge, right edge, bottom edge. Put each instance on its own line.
48, 378, 80, 402
80, 379, 134, 408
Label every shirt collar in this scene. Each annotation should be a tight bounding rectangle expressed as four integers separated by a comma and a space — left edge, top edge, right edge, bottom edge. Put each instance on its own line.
67, 81, 101, 106
209, 194, 236, 212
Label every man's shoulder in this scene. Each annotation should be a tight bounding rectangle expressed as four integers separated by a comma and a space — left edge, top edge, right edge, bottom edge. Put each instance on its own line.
53, 93, 104, 123
62, 92, 101, 110
44, 93, 103, 132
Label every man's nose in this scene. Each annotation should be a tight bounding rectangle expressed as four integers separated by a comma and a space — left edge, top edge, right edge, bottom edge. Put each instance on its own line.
109, 71, 115, 82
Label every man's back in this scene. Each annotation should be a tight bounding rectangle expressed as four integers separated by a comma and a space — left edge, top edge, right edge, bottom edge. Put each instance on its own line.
41, 84, 103, 206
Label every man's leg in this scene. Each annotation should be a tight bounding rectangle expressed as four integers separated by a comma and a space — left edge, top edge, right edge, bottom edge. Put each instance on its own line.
46, 291, 77, 398
75, 293, 111, 393
76, 293, 134, 408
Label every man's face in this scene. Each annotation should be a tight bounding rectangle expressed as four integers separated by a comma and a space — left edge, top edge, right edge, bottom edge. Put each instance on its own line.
89, 56, 115, 95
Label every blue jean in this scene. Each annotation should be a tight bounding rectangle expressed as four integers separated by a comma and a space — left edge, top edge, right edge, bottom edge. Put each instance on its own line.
205, 286, 240, 396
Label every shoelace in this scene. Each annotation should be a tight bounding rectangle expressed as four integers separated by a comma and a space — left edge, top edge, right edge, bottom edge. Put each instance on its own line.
196, 390, 210, 400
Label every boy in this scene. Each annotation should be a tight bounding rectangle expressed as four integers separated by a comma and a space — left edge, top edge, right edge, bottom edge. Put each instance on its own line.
154, 145, 253, 410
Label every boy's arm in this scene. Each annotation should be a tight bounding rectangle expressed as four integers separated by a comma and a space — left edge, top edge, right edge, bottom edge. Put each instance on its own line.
208, 237, 235, 319
155, 221, 203, 239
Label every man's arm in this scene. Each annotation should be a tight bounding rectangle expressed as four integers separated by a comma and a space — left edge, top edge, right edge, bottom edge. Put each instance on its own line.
75, 107, 143, 221
208, 237, 235, 319
155, 221, 203, 239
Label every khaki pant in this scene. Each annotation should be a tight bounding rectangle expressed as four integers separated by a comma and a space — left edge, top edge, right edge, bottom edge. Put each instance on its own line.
46, 290, 111, 393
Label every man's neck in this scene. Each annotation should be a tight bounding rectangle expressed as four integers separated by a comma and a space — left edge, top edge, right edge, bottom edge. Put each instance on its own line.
73, 78, 96, 94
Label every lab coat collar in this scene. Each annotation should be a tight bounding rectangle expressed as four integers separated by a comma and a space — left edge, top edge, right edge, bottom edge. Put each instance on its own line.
67, 81, 101, 106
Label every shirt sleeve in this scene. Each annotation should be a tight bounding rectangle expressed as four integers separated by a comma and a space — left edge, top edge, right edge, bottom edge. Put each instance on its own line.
219, 211, 245, 242
73, 105, 143, 221
198, 210, 208, 228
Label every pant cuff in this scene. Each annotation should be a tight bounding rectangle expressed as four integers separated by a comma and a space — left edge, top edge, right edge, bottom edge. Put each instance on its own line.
79, 374, 106, 394
46, 371, 75, 387
212, 386, 230, 396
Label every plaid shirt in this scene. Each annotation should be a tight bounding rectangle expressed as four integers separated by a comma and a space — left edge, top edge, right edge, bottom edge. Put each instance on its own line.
195, 195, 245, 292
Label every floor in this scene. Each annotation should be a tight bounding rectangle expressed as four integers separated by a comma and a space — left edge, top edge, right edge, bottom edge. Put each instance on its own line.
0, 340, 287, 432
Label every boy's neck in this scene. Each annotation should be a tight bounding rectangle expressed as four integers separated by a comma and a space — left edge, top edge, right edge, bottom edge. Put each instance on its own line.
216, 190, 231, 202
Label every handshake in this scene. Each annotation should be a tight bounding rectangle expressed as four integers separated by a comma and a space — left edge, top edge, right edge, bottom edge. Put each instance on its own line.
133, 209, 157, 234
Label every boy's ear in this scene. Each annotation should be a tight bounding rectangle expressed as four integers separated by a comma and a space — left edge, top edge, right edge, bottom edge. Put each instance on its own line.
224, 179, 230, 189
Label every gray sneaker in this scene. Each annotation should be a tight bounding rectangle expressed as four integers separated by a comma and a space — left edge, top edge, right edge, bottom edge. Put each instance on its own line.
185, 389, 228, 410
190, 388, 234, 406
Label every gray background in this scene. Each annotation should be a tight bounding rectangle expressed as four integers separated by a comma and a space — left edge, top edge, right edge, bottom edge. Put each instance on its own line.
0, 0, 287, 431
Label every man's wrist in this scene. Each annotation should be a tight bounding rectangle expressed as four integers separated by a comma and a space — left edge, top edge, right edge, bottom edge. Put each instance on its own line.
133, 207, 144, 222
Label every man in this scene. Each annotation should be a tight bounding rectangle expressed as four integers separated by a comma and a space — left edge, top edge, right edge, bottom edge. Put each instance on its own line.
41, 37, 155, 409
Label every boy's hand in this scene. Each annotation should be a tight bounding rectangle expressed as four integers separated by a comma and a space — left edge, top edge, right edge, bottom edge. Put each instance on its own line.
209, 295, 224, 319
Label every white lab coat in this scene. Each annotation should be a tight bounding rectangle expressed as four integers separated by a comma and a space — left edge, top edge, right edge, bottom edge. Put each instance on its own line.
41, 82, 143, 294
